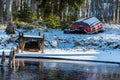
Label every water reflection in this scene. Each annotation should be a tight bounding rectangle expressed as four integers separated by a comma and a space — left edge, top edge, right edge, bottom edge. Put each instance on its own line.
0, 59, 120, 80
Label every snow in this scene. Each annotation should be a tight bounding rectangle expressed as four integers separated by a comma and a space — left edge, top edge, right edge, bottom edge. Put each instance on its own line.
75, 17, 101, 26
15, 49, 120, 63
23, 35, 43, 39
0, 24, 120, 64
82, 17, 101, 25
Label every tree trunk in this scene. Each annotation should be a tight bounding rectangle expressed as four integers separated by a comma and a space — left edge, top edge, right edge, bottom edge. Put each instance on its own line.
6, 0, 15, 34
113, 0, 116, 23
65, 2, 69, 21
0, 0, 4, 24
116, 0, 119, 23
117, 0, 120, 23
6, 0, 13, 22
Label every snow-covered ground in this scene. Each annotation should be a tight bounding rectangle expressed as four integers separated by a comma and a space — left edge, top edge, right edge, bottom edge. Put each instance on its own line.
0, 24, 120, 63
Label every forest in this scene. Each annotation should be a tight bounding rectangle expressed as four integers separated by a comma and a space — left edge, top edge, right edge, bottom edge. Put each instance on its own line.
0, 0, 120, 31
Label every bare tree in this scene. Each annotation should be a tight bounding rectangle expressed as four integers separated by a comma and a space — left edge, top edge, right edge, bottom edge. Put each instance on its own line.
80, 0, 120, 24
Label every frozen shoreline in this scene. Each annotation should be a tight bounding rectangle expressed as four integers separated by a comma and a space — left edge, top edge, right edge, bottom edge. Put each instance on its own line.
0, 24, 120, 64
0, 49, 120, 64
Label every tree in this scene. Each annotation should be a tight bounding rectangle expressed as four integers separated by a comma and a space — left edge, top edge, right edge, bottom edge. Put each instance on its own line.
6, 0, 15, 34
36, 0, 84, 21
6, 0, 13, 22
80, 0, 120, 24
0, 0, 4, 24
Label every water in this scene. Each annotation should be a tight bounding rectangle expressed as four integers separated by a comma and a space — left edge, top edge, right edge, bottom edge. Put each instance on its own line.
0, 59, 120, 80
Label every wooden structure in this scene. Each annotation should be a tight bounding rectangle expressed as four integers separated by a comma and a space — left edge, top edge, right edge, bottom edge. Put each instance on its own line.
18, 32, 44, 53
70, 16, 104, 33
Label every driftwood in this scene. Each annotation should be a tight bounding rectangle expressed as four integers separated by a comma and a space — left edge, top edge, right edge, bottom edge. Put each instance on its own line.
18, 32, 44, 53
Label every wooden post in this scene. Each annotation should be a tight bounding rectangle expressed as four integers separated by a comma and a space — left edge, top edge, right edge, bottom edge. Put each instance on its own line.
1, 51, 6, 67
18, 32, 21, 49
9, 49, 12, 69
38, 32, 41, 51
21, 32, 24, 53
20, 32, 25, 53
16, 45, 19, 53
21, 40, 25, 53
9, 48, 15, 70
38, 32, 40, 36
38, 38, 41, 51
1, 51, 6, 75
18, 32, 23, 43
41, 34, 45, 53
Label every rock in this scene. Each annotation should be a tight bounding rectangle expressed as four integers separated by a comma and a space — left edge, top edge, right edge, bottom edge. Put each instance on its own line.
49, 40, 58, 48
74, 41, 80, 47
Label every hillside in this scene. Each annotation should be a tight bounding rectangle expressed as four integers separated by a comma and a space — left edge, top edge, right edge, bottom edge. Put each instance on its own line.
0, 24, 120, 52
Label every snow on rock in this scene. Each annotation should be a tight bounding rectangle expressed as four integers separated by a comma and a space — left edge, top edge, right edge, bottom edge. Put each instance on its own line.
49, 40, 58, 48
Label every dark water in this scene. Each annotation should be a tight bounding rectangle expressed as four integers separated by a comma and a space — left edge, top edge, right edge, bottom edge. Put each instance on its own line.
0, 59, 120, 80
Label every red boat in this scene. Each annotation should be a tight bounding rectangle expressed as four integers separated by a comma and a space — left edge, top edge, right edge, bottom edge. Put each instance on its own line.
64, 17, 104, 34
